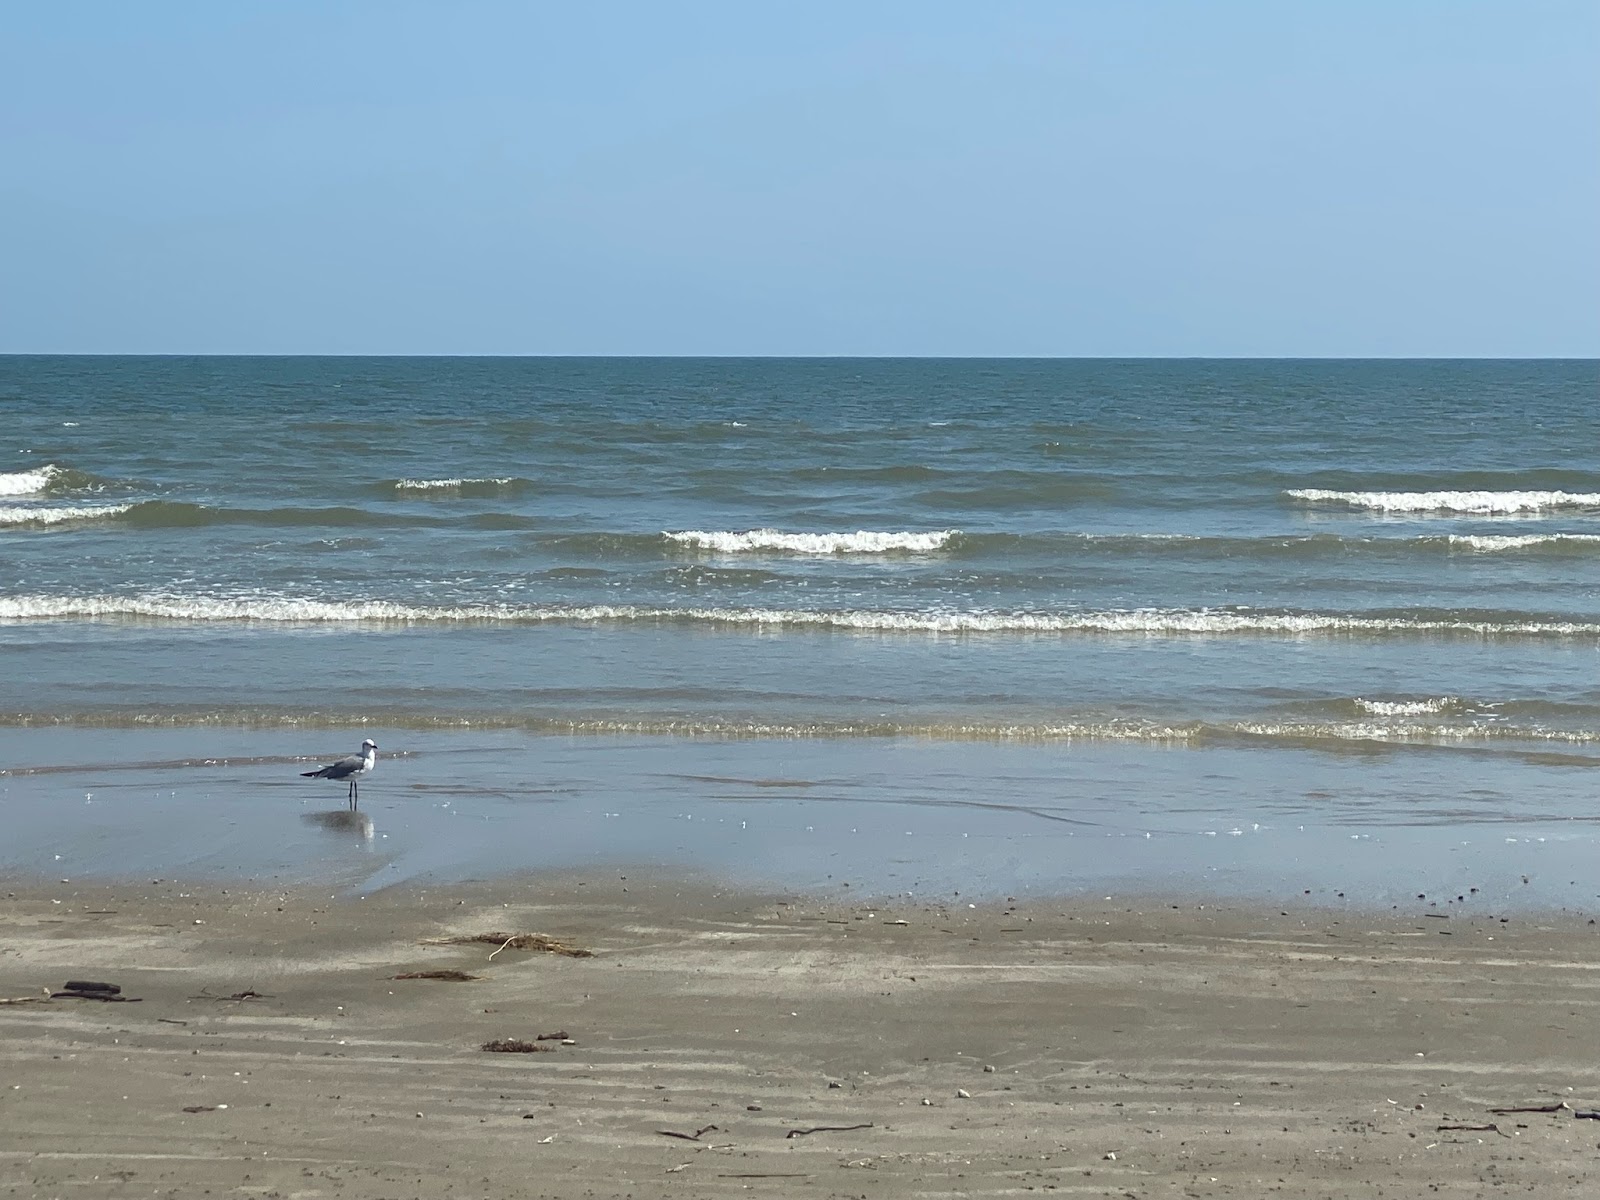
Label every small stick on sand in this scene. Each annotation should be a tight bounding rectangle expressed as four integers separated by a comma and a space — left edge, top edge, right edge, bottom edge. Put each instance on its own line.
785, 1123, 875, 1138
657, 1125, 719, 1142
1489, 1102, 1569, 1114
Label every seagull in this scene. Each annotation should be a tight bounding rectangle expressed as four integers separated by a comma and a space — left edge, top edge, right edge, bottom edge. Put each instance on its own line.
301, 739, 377, 809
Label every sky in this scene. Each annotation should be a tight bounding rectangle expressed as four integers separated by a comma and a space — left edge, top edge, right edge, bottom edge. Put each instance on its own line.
1, 2, 1596, 356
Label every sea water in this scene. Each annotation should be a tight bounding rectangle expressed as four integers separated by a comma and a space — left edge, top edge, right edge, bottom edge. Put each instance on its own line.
2, 357, 1597, 901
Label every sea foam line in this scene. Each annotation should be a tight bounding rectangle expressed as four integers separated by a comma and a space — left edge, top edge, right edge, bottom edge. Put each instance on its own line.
0, 504, 134, 527
1, 595, 1597, 638
1235, 720, 1600, 745
666, 529, 960, 554
0, 465, 67, 497
3, 708, 1595, 751
1288, 488, 1600, 514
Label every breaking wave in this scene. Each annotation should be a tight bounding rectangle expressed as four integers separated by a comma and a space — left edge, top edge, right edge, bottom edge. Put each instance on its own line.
0, 465, 64, 496
1288, 488, 1600, 514
0, 503, 135, 527
665, 528, 961, 554
1446, 533, 1600, 552
1352, 696, 1464, 717
1, 594, 1597, 639
0, 464, 99, 496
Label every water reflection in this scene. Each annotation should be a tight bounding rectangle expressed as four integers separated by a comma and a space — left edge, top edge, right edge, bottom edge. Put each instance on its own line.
301, 810, 375, 839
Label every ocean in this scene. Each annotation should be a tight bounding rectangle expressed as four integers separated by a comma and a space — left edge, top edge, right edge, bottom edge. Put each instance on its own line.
2, 356, 1598, 902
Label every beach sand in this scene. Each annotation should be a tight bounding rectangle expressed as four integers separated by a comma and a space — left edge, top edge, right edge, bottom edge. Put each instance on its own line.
4, 874, 1599, 1197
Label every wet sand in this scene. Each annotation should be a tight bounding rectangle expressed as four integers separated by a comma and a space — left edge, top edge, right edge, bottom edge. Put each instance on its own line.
4, 873, 1600, 1198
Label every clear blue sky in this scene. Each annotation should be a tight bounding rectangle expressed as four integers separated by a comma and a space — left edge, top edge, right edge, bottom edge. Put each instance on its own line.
2, 2, 1595, 356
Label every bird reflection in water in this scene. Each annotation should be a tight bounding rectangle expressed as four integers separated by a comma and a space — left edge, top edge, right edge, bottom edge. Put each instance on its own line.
301, 810, 375, 839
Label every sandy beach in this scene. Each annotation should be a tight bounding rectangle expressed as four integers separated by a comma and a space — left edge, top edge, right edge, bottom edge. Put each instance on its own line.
4, 873, 1599, 1198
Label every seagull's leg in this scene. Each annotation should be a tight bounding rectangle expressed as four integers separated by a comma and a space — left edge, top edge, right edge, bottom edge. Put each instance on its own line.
351, 779, 359, 810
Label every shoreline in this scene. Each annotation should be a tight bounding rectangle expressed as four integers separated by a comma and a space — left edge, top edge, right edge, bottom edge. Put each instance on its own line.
4, 874, 1600, 1197
4, 725, 1599, 913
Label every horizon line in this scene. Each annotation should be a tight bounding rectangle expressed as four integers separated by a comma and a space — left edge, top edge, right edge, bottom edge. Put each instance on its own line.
2, 352, 1597, 362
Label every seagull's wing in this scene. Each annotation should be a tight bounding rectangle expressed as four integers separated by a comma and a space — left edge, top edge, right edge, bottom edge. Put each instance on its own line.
303, 753, 364, 780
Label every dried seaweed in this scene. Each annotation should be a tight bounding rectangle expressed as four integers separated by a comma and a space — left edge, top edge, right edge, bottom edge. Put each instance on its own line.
481, 1038, 554, 1053
423, 932, 593, 958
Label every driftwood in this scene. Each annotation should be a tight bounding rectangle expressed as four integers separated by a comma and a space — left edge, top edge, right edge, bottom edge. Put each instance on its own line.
64, 980, 119, 994
481, 1038, 553, 1053
53, 981, 139, 1002
392, 970, 480, 981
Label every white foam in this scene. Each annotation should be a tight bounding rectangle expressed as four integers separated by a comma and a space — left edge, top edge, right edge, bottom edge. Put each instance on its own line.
1235, 720, 1600, 745
0, 504, 133, 527
666, 529, 960, 554
1354, 696, 1460, 716
1288, 488, 1600, 514
393, 477, 516, 491
1, 595, 1596, 638
1447, 533, 1600, 551
0, 465, 64, 496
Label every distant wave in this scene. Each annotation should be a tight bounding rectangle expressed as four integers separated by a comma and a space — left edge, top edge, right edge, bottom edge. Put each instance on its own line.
1288, 488, 1600, 514
2, 594, 1596, 639
665, 529, 960, 554
391, 477, 524, 495
0, 503, 134, 527
3, 498, 546, 532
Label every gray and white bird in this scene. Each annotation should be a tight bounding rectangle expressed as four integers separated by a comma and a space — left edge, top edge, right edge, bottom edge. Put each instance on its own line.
301, 739, 377, 809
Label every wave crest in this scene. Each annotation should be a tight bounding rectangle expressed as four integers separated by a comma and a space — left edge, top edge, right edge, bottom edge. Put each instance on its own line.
1288, 488, 1600, 514
665, 529, 960, 554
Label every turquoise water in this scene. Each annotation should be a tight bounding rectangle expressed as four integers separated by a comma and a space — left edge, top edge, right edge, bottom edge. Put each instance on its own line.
2, 357, 1598, 898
